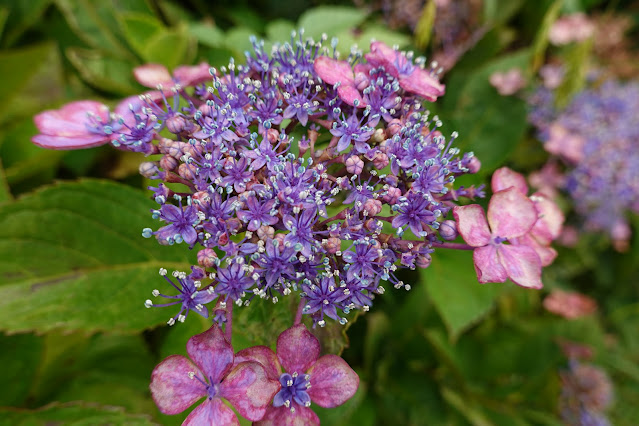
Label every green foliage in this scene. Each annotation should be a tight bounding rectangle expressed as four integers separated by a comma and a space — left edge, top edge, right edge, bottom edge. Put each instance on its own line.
297, 6, 366, 41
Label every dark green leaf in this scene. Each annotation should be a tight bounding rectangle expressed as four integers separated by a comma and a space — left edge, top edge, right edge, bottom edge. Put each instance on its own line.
421, 249, 502, 340
0, 402, 155, 425
0, 158, 12, 203
66, 47, 139, 96
0, 0, 50, 47
116, 11, 163, 59
0, 179, 192, 334
144, 27, 194, 69
0, 332, 43, 406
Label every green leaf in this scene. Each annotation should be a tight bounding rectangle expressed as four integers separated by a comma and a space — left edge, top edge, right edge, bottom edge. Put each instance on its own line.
531, 0, 562, 72
266, 20, 296, 43
0, 402, 155, 425
0, 158, 12, 203
224, 27, 258, 59
0, 179, 192, 334
413, 0, 436, 50
66, 47, 139, 95
232, 296, 297, 351
0, 0, 50, 47
0, 332, 43, 406
421, 249, 502, 340
144, 27, 194, 69
298, 6, 366, 40
442, 50, 530, 176
483, 0, 525, 26
554, 39, 591, 108
116, 11, 164, 59
189, 22, 225, 48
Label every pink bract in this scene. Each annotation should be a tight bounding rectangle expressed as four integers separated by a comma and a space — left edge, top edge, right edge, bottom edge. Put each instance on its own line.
489, 68, 526, 96
32, 101, 113, 150
150, 324, 279, 424
134, 62, 212, 89
313, 56, 367, 107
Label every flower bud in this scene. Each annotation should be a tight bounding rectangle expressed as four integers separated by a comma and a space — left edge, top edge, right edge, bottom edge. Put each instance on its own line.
439, 220, 458, 240
178, 163, 197, 180
387, 119, 402, 136
257, 225, 275, 240
139, 161, 159, 178
166, 115, 188, 134
345, 155, 364, 175
267, 129, 279, 143
382, 186, 401, 204
466, 156, 481, 174
160, 154, 178, 171
363, 199, 382, 216
416, 253, 432, 268
274, 233, 286, 246
372, 152, 389, 169
323, 237, 341, 254
197, 248, 218, 268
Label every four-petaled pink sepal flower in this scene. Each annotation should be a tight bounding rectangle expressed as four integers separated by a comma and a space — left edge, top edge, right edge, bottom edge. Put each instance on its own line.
313, 56, 368, 107
453, 186, 543, 289
365, 41, 445, 101
234, 324, 359, 425
150, 324, 279, 425
32, 100, 116, 150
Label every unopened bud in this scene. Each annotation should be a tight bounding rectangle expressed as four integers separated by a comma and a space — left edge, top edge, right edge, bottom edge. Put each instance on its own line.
467, 156, 481, 174
257, 225, 275, 240
166, 115, 187, 134
267, 129, 279, 143
439, 220, 458, 241
178, 163, 197, 180
387, 119, 403, 136
382, 186, 401, 204
197, 248, 218, 268
139, 161, 158, 178
416, 253, 432, 268
160, 154, 179, 171
373, 152, 389, 169
345, 155, 364, 175
363, 199, 382, 216
324, 237, 341, 254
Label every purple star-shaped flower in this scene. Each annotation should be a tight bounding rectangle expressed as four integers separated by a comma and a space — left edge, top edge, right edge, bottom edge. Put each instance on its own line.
150, 324, 279, 425
236, 196, 279, 232
154, 201, 200, 245
234, 324, 359, 426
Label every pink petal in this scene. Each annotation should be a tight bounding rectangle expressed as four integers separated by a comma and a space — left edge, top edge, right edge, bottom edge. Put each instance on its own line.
31, 134, 111, 150
473, 245, 508, 283
398, 68, 445, 101
149, 355, 205, 415
365, 41, 400, 78
255, 405, 320, 426
235, 345, 282, 380
276, 324, 320, 375
452, 205, 491, 247
173, 62, 211, 86
134, 63, 172, 88
487, 187, 537, 239
497, 244, 543, 289
337, 85, 367, 108
491, 167, 528, 194
220, 361, 280, 421
183, 398, 240, 426
313, 56, 354, 86
307, 354, 359, 408
34, 101, 108, 135
543, 290, 597, 319
513, 234, 557, 267
187, 324, 234, 385
529, 193, 564, 244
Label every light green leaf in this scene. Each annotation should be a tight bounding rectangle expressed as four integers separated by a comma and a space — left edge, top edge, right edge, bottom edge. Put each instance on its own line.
421, 249, 502, 340
66, 47, 139, 95
531, 0, 562, 72
189, 22, 225, 48
0, 402, 155, 426
144, 27, 194, 69
266, 20, 296, 43
116, 11, 164, 59
414, 0, 436, 49
298, 6, 366, 41
0, 179, 192, 334
0, 158, 12, 203
224, 27, 257, 59
555, 39, 591, 108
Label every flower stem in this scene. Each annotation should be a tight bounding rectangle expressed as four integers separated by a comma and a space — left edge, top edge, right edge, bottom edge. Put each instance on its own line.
294, 298, 305, 325
431, 241, 475, 250
225, 302, 233, 342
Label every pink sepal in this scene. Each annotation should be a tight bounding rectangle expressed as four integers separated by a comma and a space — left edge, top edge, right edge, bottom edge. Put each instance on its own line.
183, 398, 240, 426
276, 324, 320, 375
235, 345, 281, 380
497, 244, 543, 289
487, 188, 537, 239
255, 405, 320, 426
174, 62, 212, 86
491, 167, 528, 194
307, 354, 359, 408
453, 205, 491, 247
133, 63, 173, 88
313, 56, 354, 85
187, 324, 234, 385
221, 361, 280, 421
529, 193, 564, 244
473, 245, 508, 283
32, 134, 112, 150
149, 355, 205, 415
398, 68, 445, 102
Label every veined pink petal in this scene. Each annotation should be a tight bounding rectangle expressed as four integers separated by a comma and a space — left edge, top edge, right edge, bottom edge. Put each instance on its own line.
255, 405, 320, 426
473, 245, 508, 283
221, 361, 280, 421
337, 85, 366, 107
313, 56, 355, 86
183, 398, 240, 426
276, 324, 320, 375
134, 63, 172, 88
34, 101, 109, 136
235, 345, 282, 380
187, 324, 234, 385
32, 134, 111, 150
487, 187, 537, 239
452, 205, 491, 247
149, 355, 205, 415
307, 354, 359, 408
529, 193, 564, 244
398, 68, 445, 102
366, 41, 400, 78
497, 244, 543, 289
513, 233, 557, 266
491, 167, 528, 194
174, 62, 211, 86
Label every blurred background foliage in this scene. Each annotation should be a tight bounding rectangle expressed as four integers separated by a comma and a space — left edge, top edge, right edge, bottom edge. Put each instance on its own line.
0, 0, 638, 424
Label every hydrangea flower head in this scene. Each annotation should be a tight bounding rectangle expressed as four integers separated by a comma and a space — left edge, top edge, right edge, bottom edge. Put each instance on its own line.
150, 323, 279, 424
234, 324, 359, 425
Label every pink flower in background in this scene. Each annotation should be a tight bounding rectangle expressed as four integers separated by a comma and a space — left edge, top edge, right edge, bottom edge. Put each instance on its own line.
150, 324, 279, 425
453, 186, 543, 288
134, 62, 212, 89
235, 324, 359, 426
32, 101, 117, 150
549, 13, 595, 46
313, 56, 368, 107
365, 41, 445, 101
544, 290, 597, 319
545, 123, 586, 163
489, 68, 526, 96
